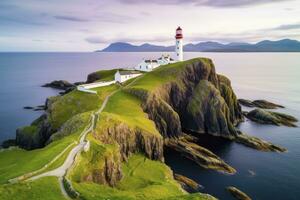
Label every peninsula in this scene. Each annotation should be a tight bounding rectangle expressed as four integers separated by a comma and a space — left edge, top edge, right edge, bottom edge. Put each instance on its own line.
0, 56, 293, 200
0, 27, 296, 200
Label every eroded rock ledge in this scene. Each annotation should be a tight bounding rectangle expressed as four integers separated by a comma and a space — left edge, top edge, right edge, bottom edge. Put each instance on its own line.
165, 134, 236, 174
245, 109, 298, 127
93, 113, 164, 162
227, 186, 252, 200
174, 173, 203, 192
238, 99, 284, 109
235, 132, 286, 152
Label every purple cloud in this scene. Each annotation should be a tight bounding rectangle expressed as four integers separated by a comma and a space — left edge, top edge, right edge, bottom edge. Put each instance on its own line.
54, 15, 90, 22
117, 0, 291, 7
273, 22, 300, 30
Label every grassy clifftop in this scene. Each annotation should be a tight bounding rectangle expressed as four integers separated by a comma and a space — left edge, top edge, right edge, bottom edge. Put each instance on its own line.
5, 57, 281, 200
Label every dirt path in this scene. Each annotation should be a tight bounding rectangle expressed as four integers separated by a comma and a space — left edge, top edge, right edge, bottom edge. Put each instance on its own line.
28, 91, 117, 199
26, 77, 143, 199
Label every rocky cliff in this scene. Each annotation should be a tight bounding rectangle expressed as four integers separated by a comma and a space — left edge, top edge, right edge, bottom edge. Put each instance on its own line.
93, 112, 164, 162
129, 58, 243, 139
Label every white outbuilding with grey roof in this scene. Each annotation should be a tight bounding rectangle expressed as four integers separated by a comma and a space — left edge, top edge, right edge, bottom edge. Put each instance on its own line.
114, 70, 142, 83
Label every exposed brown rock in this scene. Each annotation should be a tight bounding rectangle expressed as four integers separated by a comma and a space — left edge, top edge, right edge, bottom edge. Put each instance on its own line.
93, 113, 164, 162
227, 186, 252, 200
174, 173, 203, 191
165, 135, 236, 174
235, 132, 286, 152
245, 109, 298, 127
238, 99, 284, 109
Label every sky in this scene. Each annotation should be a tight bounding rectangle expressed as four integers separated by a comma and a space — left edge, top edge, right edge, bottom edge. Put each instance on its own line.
0, 0, 300, 51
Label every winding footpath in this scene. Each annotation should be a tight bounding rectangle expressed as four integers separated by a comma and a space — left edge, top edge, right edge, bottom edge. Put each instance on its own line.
22, 77, 142, 199
28, 91, 116, 199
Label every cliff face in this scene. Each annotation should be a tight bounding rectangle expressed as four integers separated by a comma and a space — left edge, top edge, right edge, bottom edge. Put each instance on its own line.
93, 113, 164, 162
131, 58, 243, 139
71, 140, 123, 187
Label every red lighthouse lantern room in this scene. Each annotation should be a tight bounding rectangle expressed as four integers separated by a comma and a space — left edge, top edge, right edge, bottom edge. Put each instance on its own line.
175, 27, 183, 39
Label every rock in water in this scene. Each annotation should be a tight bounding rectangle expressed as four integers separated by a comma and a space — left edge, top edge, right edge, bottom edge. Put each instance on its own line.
238, 99, 255, 107
86, 72, 101, 83
174, 174, 203, 192
246, 109, 298, 127
165, 135, 236, 174
227, 186, 252, 200
252, 100, 284, 109
42, 80, 75, 90
235, 132, 286, 152
238, 99, 284, 109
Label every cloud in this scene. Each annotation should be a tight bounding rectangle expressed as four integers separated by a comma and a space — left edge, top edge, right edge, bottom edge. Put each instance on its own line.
85, 36, 108, 44
54, 15, 90, 22
85, 35, 171, 44
272, 22, 300, 30
116, 0, 291, 7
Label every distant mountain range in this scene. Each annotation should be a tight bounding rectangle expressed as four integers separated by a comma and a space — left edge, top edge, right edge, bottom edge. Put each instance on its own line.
99, 39, 300, 52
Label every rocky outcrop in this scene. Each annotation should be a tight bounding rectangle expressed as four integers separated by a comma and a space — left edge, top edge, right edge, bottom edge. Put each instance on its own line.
42, 80, 75, 90
15, 114, 53, 150
245, 109, 298, 127
78, 142, 123, 187
131, 58, 243, 140
235, 132, 286, 152
218, 75, 243, 125
93, 113, 164, 162
165, 134, 236, 174
1, 139, 16, 148
227, 186, 252, 200
174, 174, 203, 192
23, 105, 45, 111
238, 99, 284, 109
143, 93, 182, 138
86, 72, 102, 83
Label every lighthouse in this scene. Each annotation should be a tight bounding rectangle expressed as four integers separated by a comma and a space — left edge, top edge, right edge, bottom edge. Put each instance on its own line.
175, 26, 183, 61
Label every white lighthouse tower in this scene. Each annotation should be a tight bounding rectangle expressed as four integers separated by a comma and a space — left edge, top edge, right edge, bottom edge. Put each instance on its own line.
175, 26, 183, 61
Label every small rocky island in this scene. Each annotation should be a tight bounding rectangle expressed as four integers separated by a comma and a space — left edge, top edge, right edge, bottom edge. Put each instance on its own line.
1, 58, 297, 200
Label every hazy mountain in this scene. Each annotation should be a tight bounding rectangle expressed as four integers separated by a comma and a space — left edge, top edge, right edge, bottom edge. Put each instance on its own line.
99, 39, 300, 52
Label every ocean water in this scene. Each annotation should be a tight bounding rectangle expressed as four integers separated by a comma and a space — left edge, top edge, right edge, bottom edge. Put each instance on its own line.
0, 52, 299, 199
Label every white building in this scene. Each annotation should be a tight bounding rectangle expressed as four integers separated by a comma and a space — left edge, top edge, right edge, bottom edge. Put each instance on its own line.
157, 54, 175, 65
135, 59, 159, 72
175, 26, 183, 61
114, 70, 142, 83
135, 55, 175, 72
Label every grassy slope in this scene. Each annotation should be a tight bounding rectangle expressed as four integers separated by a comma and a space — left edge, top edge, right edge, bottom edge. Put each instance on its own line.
0, 112, 90, 183
0, 81, 119, 183
91, 69, 119, 82
130, 58, 209, 92
49, 84, 118, 130
72, 154, 213, 200
90, 69, 144, 82
1, 63, 217, 199
103, 90, 160, 136
0, 177, 65, 200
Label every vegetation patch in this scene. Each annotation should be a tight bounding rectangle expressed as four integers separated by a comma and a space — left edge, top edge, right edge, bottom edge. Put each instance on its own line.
47, 84, 118, 130
71, 154, 215, 200
0, 177, 65, 200
0, 112, 90, 183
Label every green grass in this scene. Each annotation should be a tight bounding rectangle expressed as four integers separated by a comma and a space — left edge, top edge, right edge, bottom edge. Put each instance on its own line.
0, 112, 90, 184
49, 84, 118, 130
69, 136, 120, 183
103, 90, 160, 136
0, 177, 66, 200
18, 125, 38, 136
91, 69, 119, 82
130, 58, 210, 91
90, 69, 144, 82
71, 154, 213, 200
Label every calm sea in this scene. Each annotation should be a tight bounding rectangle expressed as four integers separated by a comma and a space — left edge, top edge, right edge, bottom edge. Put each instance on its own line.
0, 52, 299, 199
